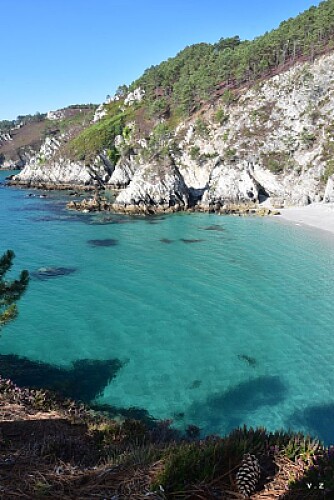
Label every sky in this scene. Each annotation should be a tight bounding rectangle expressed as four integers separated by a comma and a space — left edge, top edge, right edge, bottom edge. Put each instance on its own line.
0, 0, 322, 120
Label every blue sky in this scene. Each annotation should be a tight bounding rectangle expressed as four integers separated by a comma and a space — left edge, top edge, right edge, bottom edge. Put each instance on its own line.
0, 0, 321, 120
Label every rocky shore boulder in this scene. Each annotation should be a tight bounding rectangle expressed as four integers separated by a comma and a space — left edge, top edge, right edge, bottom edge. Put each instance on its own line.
113, 158, 189, 212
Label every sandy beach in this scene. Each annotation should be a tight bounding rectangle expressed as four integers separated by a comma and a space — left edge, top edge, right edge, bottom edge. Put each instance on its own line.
278, 203, 334, 235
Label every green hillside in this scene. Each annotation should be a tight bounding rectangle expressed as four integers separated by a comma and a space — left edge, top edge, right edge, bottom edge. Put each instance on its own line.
132, 0, 334, 117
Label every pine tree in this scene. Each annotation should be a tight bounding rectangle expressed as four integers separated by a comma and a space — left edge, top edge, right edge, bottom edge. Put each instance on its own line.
0, 250, 29, 328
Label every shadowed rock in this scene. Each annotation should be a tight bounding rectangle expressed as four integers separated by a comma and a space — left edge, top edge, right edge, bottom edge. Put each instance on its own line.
87, 239, 118, 247
0, 354, 125, 402
31, 267, 77, 279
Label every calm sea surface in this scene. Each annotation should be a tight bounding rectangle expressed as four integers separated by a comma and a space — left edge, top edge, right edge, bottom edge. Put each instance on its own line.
1, 170, 334, 443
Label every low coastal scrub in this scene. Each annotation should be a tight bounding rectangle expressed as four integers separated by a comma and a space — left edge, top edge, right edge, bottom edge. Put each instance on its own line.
67, 109, 133, 161
0, 380, 333, 499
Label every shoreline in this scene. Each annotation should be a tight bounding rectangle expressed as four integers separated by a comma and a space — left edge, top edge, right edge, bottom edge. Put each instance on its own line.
278, 203, 334, 235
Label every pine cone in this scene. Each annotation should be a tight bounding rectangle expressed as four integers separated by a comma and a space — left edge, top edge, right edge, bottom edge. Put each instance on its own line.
236, 453, 261, 498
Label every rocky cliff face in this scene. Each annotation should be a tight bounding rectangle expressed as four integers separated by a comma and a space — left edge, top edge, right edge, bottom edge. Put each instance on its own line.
11, 51, 334, 209
113, 159, 189, 212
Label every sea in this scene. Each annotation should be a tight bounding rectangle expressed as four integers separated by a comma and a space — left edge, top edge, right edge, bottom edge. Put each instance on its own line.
1, 170, 334, 443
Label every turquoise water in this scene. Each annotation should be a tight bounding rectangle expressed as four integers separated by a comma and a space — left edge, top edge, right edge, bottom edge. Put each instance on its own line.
1, 171, 334, 443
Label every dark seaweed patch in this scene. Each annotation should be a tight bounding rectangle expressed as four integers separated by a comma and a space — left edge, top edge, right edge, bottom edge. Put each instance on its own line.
203, 225, 225, 232
173, 412, 185, 420
31, 267, 77, 280
160, 238, 174, 244
180, 239, 204, 244
189, 380, 202, 389
238, 354, 257, 367
30, 215, 62, 222
90, 403, 157, 428
0, 354, 125, 402
187, 376, 286, 434
87, 239, 118, 247
288, 402, 334, 445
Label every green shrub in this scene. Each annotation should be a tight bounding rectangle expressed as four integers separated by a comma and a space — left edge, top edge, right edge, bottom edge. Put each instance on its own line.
194, 118, 209, 137
67, 110, 132, 160
221, 90, 236, 106
106, 147, 120, 166
215, 109, 229, 125
261, 151, 291, 173
322, 161, 334, 183
225, 147, 237, 159
300, 128, 316, 147
189, 145, 200, 160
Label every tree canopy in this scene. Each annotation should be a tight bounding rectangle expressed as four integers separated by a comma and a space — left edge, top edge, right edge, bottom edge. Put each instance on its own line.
0, 250, 29, 328
130, 0, 334, 117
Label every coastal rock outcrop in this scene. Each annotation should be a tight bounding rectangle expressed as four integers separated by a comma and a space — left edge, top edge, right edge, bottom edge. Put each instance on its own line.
6, 49, 334, 210
12, 159, 109, 188
107, 158, 138, 187
113, 159, 189, 212
324, 175, 334, 203
201, 161, 260, 207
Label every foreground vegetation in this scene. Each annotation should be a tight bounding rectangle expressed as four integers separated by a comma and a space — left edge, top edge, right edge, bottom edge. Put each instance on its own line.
0, 376, 333, 499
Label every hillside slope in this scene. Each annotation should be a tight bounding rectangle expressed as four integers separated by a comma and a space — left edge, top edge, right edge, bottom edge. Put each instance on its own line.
8, 0, 334, 209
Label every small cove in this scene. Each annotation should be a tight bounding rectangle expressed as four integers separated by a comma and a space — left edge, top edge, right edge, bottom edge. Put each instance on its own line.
1, 171, 334, 443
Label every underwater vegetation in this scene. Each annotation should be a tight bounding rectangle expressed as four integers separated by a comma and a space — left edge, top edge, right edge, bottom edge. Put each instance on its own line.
238, 354, 257, 367
90, 402, 157, 428
87, 239, 118, 247
0, 354, 125, 402
202, 225, 225, 231
180, 239, 204, 244
160, 238, 174, 244
188, 379, 202, 389
31, 267, 77, 279
187, 376, 286, 434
